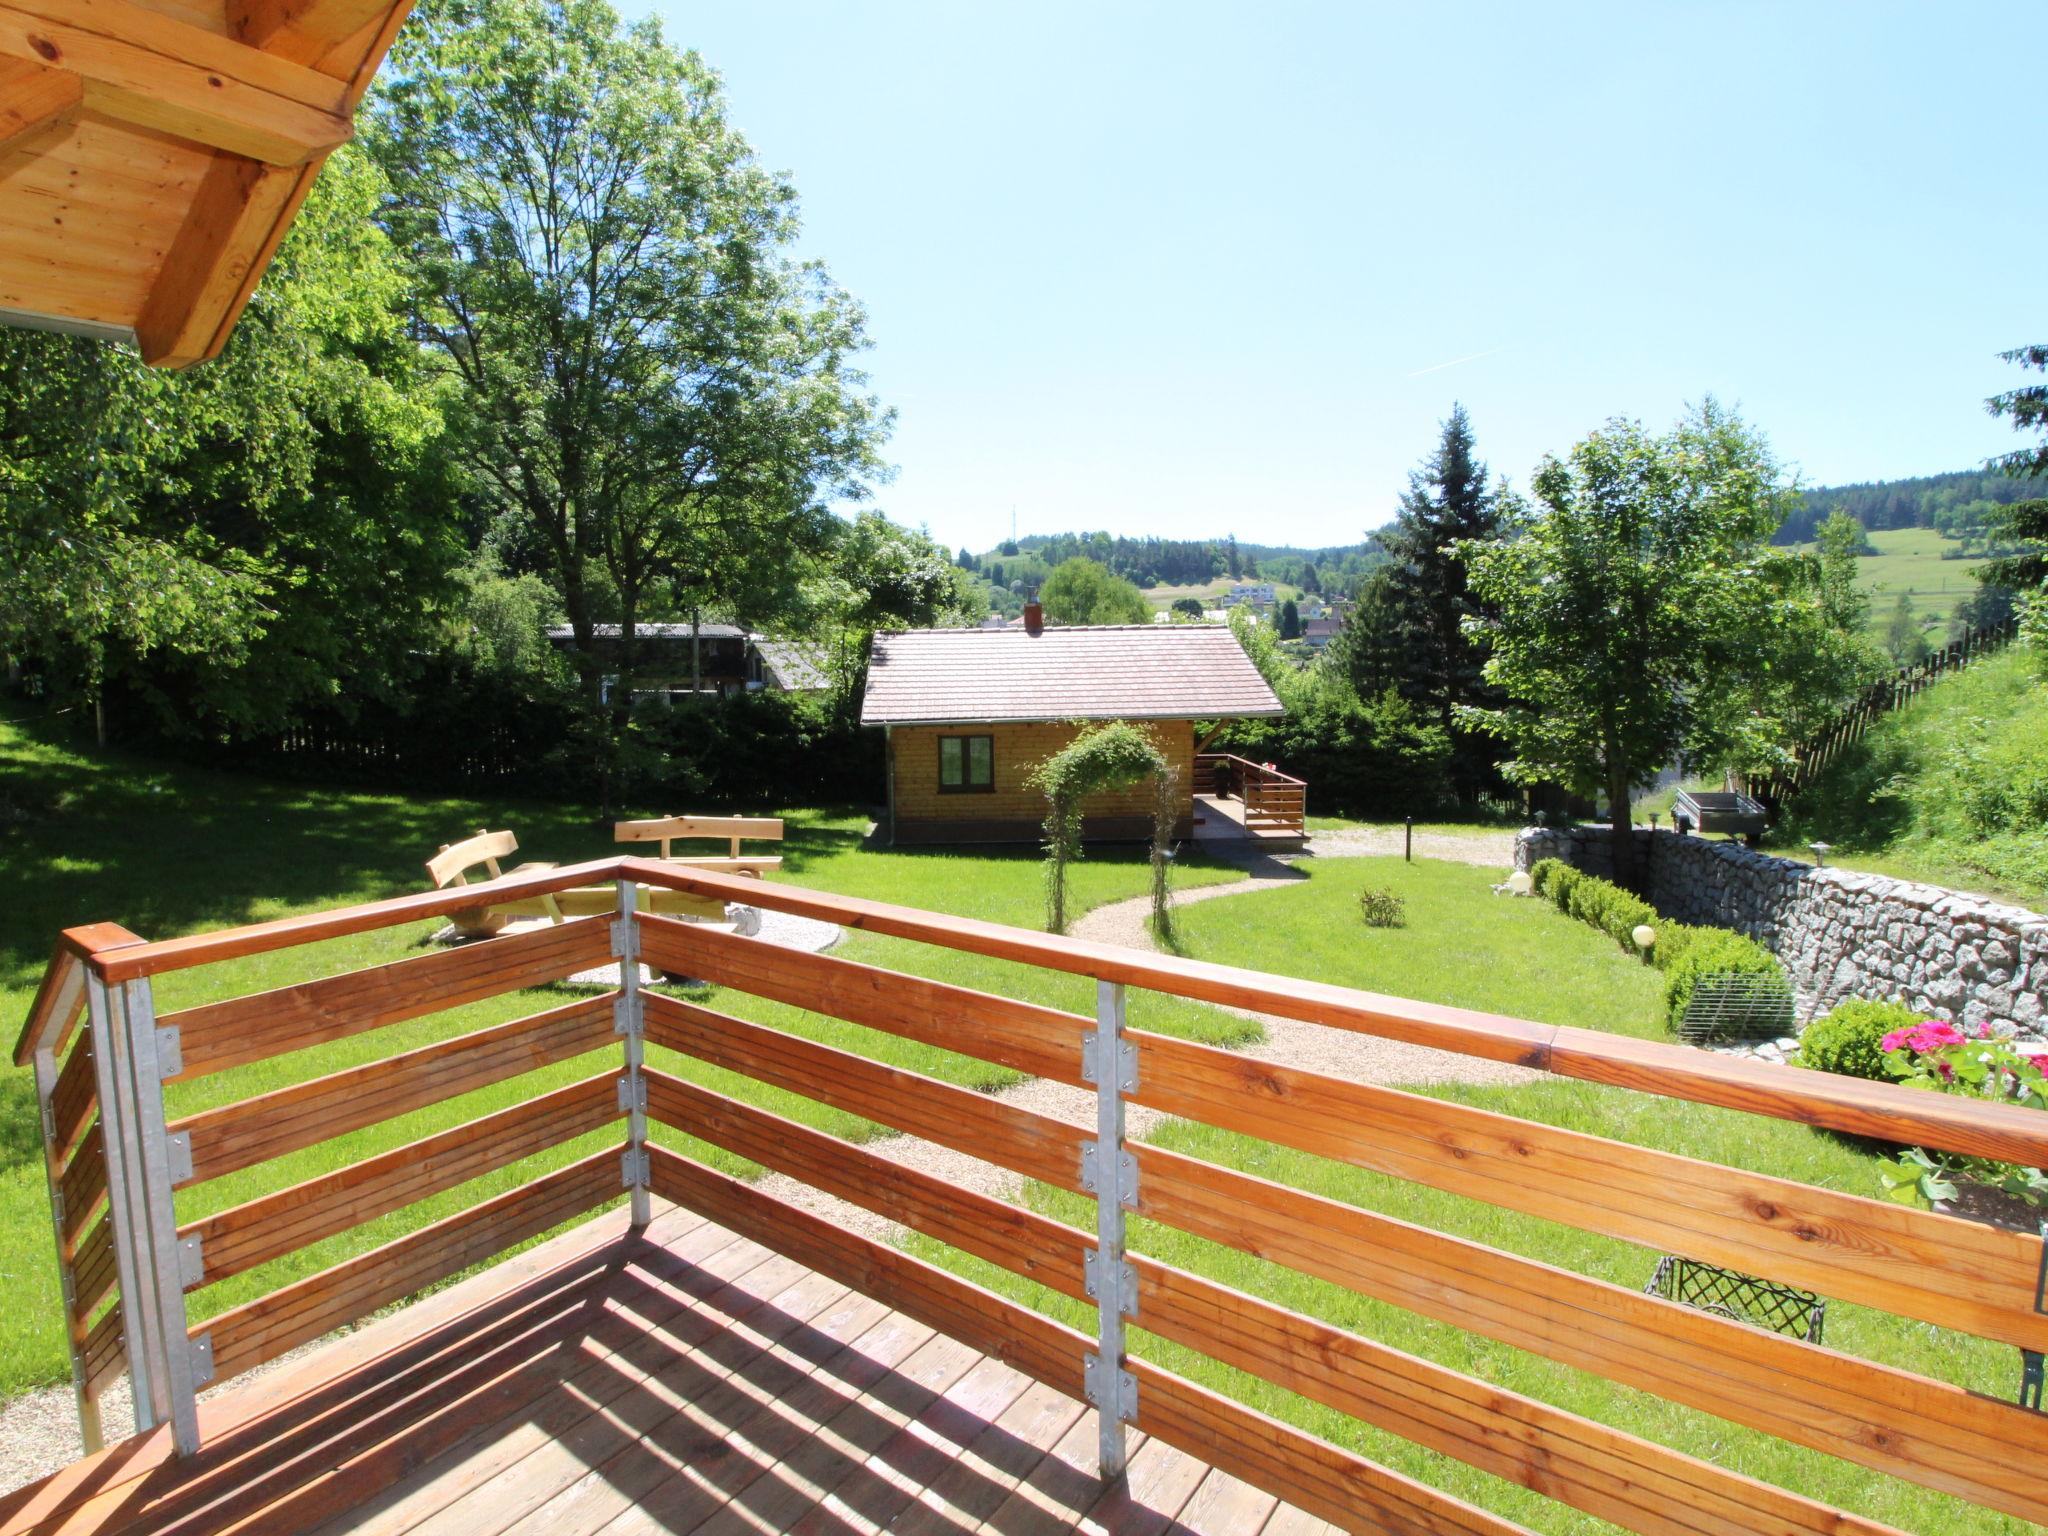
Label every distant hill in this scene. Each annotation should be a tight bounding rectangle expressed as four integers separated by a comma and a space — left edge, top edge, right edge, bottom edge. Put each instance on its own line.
957, 531, 1387, 614
1773, 469, 2036, 545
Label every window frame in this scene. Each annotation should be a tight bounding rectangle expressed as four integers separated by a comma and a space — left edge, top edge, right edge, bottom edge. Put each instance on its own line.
937, 732, 996, 795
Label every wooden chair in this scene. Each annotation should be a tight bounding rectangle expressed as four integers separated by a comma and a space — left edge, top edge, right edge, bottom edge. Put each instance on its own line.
613, 815, 783, 877
425, 829, 563, 937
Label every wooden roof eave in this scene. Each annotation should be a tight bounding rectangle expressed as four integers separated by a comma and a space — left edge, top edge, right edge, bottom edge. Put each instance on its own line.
0, 0, 417, 367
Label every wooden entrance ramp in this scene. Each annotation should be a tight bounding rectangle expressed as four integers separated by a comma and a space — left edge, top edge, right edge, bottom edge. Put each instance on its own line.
0, 1201, 1324, 1535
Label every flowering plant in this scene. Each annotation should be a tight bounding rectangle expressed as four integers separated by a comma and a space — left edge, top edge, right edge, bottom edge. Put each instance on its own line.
1876, 1018, 2048, 1207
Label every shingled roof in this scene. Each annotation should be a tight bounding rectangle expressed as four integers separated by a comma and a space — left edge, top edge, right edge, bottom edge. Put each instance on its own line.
861, 624, 1284, 726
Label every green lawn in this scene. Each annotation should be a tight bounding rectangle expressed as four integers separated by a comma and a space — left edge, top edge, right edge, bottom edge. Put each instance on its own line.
1848, 525, 1983, 631
1172, 857, 1668, 1038
0, 716, 1253, 1396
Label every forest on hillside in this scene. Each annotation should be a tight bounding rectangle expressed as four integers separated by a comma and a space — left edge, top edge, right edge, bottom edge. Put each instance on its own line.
957, 531, 1387, 612
1773, 468, 2036, 543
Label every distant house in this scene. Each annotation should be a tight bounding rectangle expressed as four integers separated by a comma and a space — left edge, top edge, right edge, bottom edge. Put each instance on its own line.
546, 623, 829, 700
860, 604, 1284, 844
1302, 616, 1344, 650
1221, 582, 1276, 609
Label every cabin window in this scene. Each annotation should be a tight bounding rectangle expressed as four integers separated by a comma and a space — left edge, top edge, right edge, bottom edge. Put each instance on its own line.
938, 734, 994, 793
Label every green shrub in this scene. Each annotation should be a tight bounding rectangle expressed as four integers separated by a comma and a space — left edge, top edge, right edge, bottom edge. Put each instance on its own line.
1649, 921, 1707, 974
1796, 1000, 1919, 1082
1529, 858, 1565, 897
1664, 929, 1785, 1031
1358, 885, 1406, 928
1564, 875, 1657, 950
1547, 864, 1585, 911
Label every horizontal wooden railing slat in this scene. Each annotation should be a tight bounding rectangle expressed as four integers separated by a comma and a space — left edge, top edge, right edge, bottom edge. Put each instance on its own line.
89, 860, 626, 985
641, 993, 1088, 1189
57, 1124, 106, 1253
644, 1070, 1087, 1295
197, 1148, 622, 1386
637, 913, 1087, 1086
1129, 1133, 2048, 1521
627, 862, 2048, 1167
181, 1074, 618, 1289
643, 1145, 1505, 1535
646, 1066, 1922, 1536
1132, 1261, 1903, 1536
71, 1217, 117, 1322
645, 1144, 1087, 1398
171, 993, 618, 1186
49, 1034, 97, 1165
651, 1097, 1548, 1536
158, 919, 612, 1081
1131, 1029, 2048, 1353
1129, 1363, 1531, 1536
82, 1306, 123, 1398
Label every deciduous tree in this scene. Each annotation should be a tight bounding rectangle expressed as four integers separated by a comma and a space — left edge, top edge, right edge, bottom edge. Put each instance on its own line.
1039, 558, 1149, 625
1462, 401, 1798, 889
368, 0, 889, 732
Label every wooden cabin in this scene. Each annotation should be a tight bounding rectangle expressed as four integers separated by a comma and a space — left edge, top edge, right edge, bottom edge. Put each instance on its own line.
860, 604, 1284, 844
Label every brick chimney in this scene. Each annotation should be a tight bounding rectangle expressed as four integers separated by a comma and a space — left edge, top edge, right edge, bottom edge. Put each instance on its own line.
1023, 601, 1043, 635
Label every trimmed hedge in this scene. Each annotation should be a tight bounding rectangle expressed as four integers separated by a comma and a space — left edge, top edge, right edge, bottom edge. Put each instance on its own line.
1533, 860, 1789, 1034
1663, 928, 1785, 1032
1566, 877, 1658, 951
1796, 999, 1920, 1082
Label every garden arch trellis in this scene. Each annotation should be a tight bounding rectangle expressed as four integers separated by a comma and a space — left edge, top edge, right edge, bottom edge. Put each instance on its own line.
1026, 720, 1178, 939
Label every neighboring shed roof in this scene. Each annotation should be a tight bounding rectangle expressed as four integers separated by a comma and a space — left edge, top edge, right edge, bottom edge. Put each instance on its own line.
546, 623, 748, 643
753, 637, 831, 692
861, 624, 1285, 726
0, 0, 414, 366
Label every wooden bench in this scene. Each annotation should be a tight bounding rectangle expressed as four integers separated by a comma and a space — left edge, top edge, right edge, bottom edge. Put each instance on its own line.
425, 829, 563, 937
426, 827, 727, 939
613, 814, 783, 876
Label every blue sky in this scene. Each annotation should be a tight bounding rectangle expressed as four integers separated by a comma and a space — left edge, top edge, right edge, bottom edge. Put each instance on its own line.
630, 1, 2046, 552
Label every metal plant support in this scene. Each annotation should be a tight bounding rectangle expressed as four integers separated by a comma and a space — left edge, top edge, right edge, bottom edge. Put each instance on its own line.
1645, 1256, 1826, 1344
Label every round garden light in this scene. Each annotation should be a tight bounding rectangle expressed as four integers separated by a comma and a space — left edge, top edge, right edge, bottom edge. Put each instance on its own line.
1632, 924, 1657, 951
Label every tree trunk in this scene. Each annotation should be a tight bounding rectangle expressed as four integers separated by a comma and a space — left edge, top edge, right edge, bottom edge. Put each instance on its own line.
1606, 754, 1637, 892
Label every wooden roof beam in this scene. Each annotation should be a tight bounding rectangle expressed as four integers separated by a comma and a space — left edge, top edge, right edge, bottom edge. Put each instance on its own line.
0, 53, 78, 154
231, 0, 395, 65
0, 0, 353, 164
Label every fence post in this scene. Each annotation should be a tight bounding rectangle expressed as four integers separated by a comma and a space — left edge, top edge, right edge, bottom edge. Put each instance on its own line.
1081, 979, 1137, 1480
87, 974, 203, 1454
614, 881, 650, 1228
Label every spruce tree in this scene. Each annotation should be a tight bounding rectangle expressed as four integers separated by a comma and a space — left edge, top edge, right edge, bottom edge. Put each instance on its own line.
1375, 405, 1517, 801
1982, 344, 2048, 594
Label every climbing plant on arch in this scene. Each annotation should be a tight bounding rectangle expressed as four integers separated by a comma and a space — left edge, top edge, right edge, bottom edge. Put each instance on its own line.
1026, 720, 1179, 937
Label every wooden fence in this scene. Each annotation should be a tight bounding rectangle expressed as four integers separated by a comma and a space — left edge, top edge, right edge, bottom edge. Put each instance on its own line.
1195, 752, 1308, 836
1757, 616, 2018, 806
19, 856, 2048, 1532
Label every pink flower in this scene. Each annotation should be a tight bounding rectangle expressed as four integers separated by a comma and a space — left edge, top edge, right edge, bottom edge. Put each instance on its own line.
1881, 1027, 1916, 1053
1978, 1022, 1996, 1039
1907, 1022, 1965, 1052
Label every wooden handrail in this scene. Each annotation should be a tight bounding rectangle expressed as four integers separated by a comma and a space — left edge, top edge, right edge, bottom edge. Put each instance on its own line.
1195, 750, 1307, 789
623, 859, 2048, 1168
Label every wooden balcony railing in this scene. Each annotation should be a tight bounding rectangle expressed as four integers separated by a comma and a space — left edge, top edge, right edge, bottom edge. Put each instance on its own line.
17, 857, 2048, 1532
1195, 752, 1307, 836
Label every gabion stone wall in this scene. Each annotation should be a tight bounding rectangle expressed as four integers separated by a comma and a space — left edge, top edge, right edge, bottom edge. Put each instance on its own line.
1515, 825, 2046, 1035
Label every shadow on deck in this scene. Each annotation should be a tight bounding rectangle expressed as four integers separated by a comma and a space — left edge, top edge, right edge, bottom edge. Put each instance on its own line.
0, 1206, 1320, 1536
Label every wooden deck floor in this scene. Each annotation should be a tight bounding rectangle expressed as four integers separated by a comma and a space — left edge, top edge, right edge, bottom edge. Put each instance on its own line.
1, 1202, 1332, 1536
